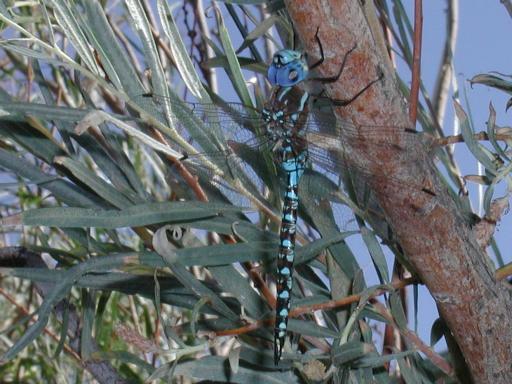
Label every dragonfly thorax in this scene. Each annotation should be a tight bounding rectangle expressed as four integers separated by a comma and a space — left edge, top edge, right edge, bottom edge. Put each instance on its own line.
261, 105, 308, 163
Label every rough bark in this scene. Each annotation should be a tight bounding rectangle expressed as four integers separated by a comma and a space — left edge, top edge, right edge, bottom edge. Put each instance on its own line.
284, 1, 512, 383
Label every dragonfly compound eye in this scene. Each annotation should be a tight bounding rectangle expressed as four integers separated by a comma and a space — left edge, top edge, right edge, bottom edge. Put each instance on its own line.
267, 49, 308, 87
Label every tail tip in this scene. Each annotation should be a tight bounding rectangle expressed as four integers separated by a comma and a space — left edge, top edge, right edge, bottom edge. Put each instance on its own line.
274, 335, 284, 365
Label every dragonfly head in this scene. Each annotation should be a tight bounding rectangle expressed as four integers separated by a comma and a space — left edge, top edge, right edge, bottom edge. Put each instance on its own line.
267, 49, 308, 87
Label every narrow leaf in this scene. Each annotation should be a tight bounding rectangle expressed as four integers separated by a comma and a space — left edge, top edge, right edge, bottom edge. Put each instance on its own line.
19, 202, 241, 228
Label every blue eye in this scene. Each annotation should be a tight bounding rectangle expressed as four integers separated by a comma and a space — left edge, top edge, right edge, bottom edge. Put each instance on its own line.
267, 50, 308, 87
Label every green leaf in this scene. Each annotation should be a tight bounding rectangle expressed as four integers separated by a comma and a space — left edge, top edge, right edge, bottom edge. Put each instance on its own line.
454, 100, 498, 172
332, 340, 374, 365
53, 300, 70, 358
388, 291, 407, 329
470, 74, 512, 94
0, 42, 64, 64
1, 254, 131, 361
185, 217, 275, 241
81, 1, 144, 94
55, 156, 134, 208
173, 242, 275, 266
173, 356, 301, 383
47, 0, 99, 74
203, 56, 266, 74
214, 7, 253, 107
236, 15, 278, 54
125, 0, 168, 101
157, 0, 210, 102
92, 350, 154, 373
18, 202, 242, 228
0, 148, 101, 208
209, 265, 268, 318
396, 355, 421, 383
0, 114, 66, 164
486, 103, 509, 160
68, 130, 146, 203
80, 289, 96, 359
361, 227, 389, 283
356, 350, 417, 368
430, 317, 446, 347
296, 231, 358, 265
168, 264, 238, 321
0, 101, 90, 122
288, 318, 338, 338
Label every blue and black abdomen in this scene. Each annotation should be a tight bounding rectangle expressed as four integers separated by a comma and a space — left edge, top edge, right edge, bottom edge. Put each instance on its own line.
274, 151, 307, 364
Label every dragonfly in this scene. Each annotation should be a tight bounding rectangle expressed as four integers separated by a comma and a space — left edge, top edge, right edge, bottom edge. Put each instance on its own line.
263, 36, 389, 364
133, 32, 435, 365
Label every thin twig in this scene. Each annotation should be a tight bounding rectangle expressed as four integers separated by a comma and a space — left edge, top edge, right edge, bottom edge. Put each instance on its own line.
409, 0, 423, 124
193, 0, 218, 92
496, 262, 512, 281
371, 300, 454, 377
432, 0, 458, 126
433, 131, 512, 146
382, 263, 407, 373
292, 277, 416, 317
215, 277, 417, 337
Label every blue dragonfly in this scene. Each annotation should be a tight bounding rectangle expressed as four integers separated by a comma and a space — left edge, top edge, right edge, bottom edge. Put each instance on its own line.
138, 91, 434, 364
135, 33, 435, 365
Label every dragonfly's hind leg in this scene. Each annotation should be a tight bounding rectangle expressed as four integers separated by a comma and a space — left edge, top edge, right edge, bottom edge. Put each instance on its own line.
307, 29, 384, 106
329, 68, 384, 107
311, 67, 384, 108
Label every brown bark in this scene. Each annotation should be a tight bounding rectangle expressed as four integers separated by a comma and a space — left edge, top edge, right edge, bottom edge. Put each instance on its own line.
284, 1, 512, 383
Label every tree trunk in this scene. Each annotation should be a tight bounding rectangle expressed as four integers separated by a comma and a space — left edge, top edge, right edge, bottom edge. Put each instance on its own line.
284, 1, 512, 382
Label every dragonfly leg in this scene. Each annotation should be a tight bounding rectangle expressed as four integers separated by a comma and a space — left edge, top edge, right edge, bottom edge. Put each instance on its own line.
310, 68, 384, 107
307, 27, 324, 70
329, 69, 384, 107
308, 36, 358, 83
309, 70, 382, 108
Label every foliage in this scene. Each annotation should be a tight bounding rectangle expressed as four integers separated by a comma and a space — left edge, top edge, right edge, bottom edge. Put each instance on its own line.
0, 0, 509, 383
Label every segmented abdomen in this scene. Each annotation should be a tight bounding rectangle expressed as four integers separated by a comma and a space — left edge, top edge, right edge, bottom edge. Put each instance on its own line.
274, 153, 306, 365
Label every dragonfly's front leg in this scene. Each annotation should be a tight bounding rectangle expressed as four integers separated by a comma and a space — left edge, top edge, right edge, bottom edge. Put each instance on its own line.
306, 31, 384, 107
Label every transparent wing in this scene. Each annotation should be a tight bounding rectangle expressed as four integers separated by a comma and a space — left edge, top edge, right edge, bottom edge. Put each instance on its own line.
132, 94, 266, 156
126, 96, 278, 214
129, 95, 436, 232
299, 109, 436, 232
301, 107, 436, 193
